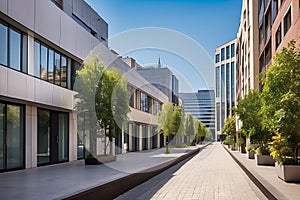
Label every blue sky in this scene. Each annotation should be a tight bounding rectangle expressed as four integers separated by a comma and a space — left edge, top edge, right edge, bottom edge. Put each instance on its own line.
85, 0, 242, 92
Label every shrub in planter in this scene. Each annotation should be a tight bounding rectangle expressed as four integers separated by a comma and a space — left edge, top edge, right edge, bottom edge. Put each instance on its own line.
246, 145, 256, 159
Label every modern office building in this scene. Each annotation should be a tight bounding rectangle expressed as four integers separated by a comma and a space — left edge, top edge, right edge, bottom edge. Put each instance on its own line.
214, 39, 236, 140
179, 90, 215, 139
0, 0, 167, 172
133, 58, 179, 105
271, 0, 300, 56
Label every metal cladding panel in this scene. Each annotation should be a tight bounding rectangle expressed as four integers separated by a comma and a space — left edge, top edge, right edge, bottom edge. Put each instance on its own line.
34, 0, 61, 45
0, 0, 8, 15
60, 12, 77, 56
8, 0, 34, 30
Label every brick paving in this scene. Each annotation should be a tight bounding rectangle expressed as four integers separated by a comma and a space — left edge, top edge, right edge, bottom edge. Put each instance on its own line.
117, 143, 267, 200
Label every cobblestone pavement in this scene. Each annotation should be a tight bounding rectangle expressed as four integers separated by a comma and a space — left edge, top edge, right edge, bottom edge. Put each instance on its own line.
117, 143, 267, 200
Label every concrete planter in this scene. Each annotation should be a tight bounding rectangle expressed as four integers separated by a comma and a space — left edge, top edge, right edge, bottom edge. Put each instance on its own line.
275, 162, 300, 182
85, 155, 117, 165
255, 154, 275, 166
247, 151, 255, 159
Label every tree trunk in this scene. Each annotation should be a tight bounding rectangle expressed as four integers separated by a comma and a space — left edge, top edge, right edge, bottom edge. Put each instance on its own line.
89, 112, 97, 157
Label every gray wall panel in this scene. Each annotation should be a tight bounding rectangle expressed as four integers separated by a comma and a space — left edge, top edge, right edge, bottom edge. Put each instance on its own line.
35, 0, 61, 46
0, 0, 8, 15
8, 0, 34, 30
60, 12, 77, 56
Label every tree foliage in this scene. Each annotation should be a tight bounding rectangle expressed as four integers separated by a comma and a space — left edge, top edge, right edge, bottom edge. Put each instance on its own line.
184, 113, 194, 143
222, 116, 236, 137
261, 41, 300, 163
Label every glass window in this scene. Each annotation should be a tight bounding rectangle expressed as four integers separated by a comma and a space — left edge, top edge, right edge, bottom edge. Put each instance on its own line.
34, 41, 40, 78
37, 109, 50, 165
221, 64, 225, 102
22, 34, 28, 73
284, 8, 291, 35
58, 113, 68, 162
216, 66, 220, 97
61, 56, 67, 88
226, 46, 230, 59
140, 92, 149, 112
6, 105, 24, 169
9, 29, 21, 71
215, 54, 220, 63
48, 49, 54, 83
0, 23, 8, 66
231, 43, 235, 58
231, 62, 235, 105
216, 103, 220, 131
221, 48, 225, 61
40, 44, 48, 80
54, 52, 61, 85
275, 24, 282, 49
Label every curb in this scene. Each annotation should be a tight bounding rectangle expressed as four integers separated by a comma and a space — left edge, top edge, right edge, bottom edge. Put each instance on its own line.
223, 145, 278, 200
65, 143, 212, 200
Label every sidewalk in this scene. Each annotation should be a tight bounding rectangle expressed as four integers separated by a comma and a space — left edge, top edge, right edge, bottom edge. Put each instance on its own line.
225, 146, 300, 200
0, 145, 201, 200
117, 142, 267, 200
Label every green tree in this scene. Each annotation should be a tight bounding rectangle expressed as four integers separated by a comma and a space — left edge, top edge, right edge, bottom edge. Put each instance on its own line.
157, 103, 184, 152
222, 116, 236, 137
193, 118, 207, 143
261, 41, 300, 163
184, 113, 194, 144
233, 90, 266, 146
75, 52, 105, 156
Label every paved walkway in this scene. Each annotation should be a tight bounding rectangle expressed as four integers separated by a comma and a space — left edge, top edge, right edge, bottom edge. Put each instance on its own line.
117, 143, 267, 200
227, 147, 300, 200
0, 146, 199, 200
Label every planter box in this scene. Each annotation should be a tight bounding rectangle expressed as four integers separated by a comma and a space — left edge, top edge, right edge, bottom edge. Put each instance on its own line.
85, 155, 117, 165
275, 162, 300, 182
255, 154, 275, 166
247, 151, 255, 159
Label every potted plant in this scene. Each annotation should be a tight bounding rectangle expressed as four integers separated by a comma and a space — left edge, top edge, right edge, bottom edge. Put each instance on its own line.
238, 137, 246, 153
246, 145, 256, 159
261, 42, 300, 182
255, 146, 275, 166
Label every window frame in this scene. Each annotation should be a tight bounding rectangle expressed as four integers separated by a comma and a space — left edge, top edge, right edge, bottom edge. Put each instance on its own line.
283, 7, 292, 35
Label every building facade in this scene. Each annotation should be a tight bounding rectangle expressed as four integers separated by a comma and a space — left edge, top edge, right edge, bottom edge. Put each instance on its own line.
0, 0, 167, 172
214, 39, 236, 140
179, 90, 215, 139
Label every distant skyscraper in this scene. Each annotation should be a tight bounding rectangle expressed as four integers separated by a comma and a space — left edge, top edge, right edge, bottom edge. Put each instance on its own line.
179, 90, 215, 138
215, 39, 236, 140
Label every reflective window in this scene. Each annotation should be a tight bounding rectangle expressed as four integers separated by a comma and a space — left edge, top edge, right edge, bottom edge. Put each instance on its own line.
0, 103, 4, 170
275, 24, 282, 49
284, 8, 291, 35
0, 23, 8, 66
54, 52, 61, 85
34, 41, 40, 78
48, 49, 54, 83
37, 109, 50, 165
231, 43, 235, 58
141, 92, 149, 112
221, 64, 225, 102
226, 46, 230, 59
231, 62, 235, 105
215, 54, 220, 63
221, 48, 225, 61
216, 67, 220, 97
61, 56, 67, 88
41, 44, 48, 80
9, 29, 21, 71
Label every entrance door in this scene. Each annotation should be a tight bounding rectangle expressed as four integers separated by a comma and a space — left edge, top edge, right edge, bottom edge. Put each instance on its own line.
37, 109, 68, 166
0, 103, 25, 172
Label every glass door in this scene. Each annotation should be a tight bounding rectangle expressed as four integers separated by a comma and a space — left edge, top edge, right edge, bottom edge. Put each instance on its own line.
37, 109, 50, 165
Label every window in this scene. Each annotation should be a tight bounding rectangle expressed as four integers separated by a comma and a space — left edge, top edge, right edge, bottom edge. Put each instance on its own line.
34, 39, 74, 88
0, 22, 27, 73
226, 46, 230, 59
221, 64, 225, 102
231, 62, 235, 106
272, 0, 279, 21
231, 43, 235, 58
40, 44, 48, 80
284, 8, 291, 35
216, 66, 220, 97
34, 41, 40, 78
215, 54, 220, 63
54, 52, 61, 85
221, 48, 225, 61
140, 92, 149, 112
275, 24, 282, 49
51, 0, 63, 9
0, 23, 8, 66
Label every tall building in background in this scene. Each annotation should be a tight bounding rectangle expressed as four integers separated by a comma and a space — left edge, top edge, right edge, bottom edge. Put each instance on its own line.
128, 58, 179, 105
179, 90, 215, 139
214, 39, 236, 140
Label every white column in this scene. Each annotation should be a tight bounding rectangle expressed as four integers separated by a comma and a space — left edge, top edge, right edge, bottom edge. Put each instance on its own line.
69, 111, 77, 161
128, 123, 132, 152
157, 132, 160, 148
25, 106, 37, 169
139, 125, 143, 151
147, 126, 151, 150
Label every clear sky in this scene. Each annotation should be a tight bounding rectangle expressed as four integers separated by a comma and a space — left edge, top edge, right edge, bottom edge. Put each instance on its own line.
85, 0, 242, 92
